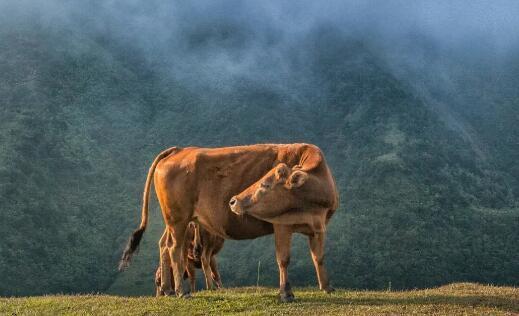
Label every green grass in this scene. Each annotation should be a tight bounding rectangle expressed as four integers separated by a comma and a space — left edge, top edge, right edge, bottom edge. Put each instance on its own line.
1, 283, 517, 315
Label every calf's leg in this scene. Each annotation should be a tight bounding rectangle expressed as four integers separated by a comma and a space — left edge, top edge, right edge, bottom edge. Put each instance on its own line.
201, 250, 214, 290
185, 260, 196, 292
155, 266, 164, 297
209, 255, 223, 289
274, 224, 294, 302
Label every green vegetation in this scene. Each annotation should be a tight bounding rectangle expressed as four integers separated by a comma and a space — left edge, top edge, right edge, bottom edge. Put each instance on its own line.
1, 283, 517, 315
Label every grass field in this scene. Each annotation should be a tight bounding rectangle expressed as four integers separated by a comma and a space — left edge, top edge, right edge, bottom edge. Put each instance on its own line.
1, 283, 517, 315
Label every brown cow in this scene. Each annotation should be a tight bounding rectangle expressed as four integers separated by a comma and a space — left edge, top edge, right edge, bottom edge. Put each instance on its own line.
155, 221, 224, 296
119, 144, 339, 302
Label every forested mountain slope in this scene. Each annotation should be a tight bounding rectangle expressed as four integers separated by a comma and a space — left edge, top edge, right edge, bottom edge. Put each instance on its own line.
1, 10, 518, 296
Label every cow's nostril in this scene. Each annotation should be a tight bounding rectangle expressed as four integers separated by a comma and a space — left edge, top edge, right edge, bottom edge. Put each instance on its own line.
229, 197, 237, 207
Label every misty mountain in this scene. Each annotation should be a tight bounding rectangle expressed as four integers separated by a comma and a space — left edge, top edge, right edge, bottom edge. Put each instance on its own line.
1, 2, 518, 296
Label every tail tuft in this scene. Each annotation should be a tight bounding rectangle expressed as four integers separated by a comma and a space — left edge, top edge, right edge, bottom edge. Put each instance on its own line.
118, 227, 146, 271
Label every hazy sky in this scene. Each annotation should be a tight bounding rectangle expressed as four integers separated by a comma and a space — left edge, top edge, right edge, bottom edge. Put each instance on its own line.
4, 1, 519, 52
2, 0, 519, 93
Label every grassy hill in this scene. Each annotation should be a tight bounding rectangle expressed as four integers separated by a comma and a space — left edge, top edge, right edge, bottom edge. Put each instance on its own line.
1, 283, 517, 315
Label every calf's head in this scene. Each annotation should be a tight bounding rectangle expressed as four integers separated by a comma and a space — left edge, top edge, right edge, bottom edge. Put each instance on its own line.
229, 163, 309, 218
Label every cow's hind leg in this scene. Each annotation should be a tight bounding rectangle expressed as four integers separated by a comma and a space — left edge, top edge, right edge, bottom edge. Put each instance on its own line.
159, 230, 174, 295
308, 231, 334, 293
274, 224, 294, 302
167, 219, 192, 298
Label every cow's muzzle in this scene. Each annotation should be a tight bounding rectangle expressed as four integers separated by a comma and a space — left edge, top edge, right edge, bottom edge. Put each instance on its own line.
229, 196, 248, 215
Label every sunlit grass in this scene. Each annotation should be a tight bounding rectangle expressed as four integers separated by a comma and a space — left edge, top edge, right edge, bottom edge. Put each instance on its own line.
1, 283, 517, 315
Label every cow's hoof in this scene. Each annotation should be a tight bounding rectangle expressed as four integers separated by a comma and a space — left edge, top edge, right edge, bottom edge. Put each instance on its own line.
177, 279, 192, 298
162, 290, 175, 296
324, 286, 335, 294
280, 293, 295, 303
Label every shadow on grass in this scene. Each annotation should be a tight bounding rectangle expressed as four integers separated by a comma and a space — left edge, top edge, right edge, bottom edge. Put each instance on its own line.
296, 294, 519, 313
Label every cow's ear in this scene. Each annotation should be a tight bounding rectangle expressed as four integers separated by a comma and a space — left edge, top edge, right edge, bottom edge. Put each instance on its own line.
288, 170, 308, 188
275, 163, 290, 181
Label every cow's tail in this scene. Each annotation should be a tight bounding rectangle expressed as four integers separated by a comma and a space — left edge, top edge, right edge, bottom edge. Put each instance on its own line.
118, 146, 179, 271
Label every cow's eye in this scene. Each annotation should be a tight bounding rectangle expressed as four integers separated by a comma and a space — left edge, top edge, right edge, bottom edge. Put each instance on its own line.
260, 182, 271, 189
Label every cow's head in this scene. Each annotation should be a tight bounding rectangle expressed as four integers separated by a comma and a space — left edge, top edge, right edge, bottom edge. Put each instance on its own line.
229, 163, 309, 218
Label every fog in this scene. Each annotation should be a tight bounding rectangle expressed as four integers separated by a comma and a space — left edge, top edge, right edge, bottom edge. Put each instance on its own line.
2, 0, 519, 136
3, 0, 519, 90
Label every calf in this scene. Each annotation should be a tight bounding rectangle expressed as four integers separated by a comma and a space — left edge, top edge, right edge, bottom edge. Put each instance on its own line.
155, 221, 224, 296
193, 220, 224, 290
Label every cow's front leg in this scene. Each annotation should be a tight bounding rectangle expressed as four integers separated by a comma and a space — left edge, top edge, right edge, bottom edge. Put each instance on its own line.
274, 224, 294, 302
308, 231, 334, 293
